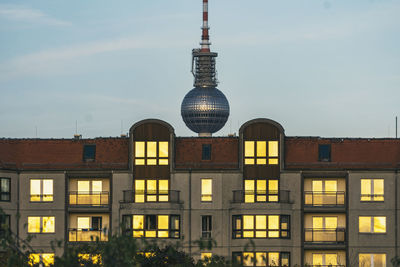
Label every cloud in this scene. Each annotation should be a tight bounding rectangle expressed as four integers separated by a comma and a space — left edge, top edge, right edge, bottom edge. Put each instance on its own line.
0, 5, 71, 26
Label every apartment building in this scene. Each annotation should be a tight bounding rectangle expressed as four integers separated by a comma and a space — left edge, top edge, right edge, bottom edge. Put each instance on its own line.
0, 118, 399, 266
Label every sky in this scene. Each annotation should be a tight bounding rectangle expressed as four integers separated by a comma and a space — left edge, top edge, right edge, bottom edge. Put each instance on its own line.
0, 0, 399, 138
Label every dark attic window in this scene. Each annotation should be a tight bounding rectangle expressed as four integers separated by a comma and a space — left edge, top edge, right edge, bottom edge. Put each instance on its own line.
318, 144, 331, 162
83, 144, 96, 162
202, 144, 212, 160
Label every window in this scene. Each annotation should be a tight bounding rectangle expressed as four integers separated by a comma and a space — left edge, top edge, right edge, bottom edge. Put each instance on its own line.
232, 215, 289, 239
244, 179, 279, 202
244, 141, 279, 165
131, 215, 180, 238
201, 253, 212, 261
313, 253, 338, 266
318, 144, 331, 162
359, 216, 386, 233
30, 179, 53, 202
305, 179, 345, 206
77, 216, 102, 230
361, 179, 384, 201
0, 215, 10, 237
201, 216, 212, 238
134, 179, 169, 202
29, 253, 54, 267
83, 144, 96, 161
134, 141, 169, 165
232, 252, 289, 267
0, 177, 10, 201
78, 254, 102, 265
201, 179, 212, 202
70, 179, 108, 206
202, 144, 212, 160
359, 253, 386, 267
28, 216, 55, 233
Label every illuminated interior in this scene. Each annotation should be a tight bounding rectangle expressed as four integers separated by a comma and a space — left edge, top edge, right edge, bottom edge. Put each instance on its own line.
359, 253, 386, 267
201, 179, 212, 202
244, 141, 279, 165
30, 179, 53, 202
134, 179, 169, 202
28, 216, 54, 233
312, 253, 338, 266
78, 254, 102, 264
244, 179, 278, 202
235, 252, 289, 267
132, 214, 179, 238
361, 179, 384, 201
134, 141, 169, 165
233, 215, 289, 239
29, 253, 54, 267
359, 216, 386, 233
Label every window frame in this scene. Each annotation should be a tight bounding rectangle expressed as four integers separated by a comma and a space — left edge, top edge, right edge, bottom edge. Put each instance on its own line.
134, 179, 169, 203
244, 140, 279, 166
0, 177, 11, 202
134, 141, 169, 166
358, 253, 387, 267
130, 214, 180, 239
232, 215, 290, 239
27, 216, 55, 234
201, 178, 213, 202
243, 179, 279, 203
359, 216, 386, 234
83, 144, 96, 162
201, 215, 212, 239
202, 144, 212, 160
318, 144, 331, 162
30, 179, 54, 202
360, 178, 384, 202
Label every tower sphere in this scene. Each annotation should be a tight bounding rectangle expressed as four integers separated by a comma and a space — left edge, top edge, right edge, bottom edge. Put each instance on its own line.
181, 87, 230, 136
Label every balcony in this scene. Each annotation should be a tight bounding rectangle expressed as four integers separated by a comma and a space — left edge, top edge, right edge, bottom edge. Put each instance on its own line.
69, 191, 109, 207
232, 190, 291, 204
304, 191, 345, 208
304, 228, 345, 243
68, 229, 108, 242
121, 190, 181, 203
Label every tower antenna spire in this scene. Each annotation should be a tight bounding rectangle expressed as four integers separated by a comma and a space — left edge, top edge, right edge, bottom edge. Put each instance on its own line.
201, 0, 211, 52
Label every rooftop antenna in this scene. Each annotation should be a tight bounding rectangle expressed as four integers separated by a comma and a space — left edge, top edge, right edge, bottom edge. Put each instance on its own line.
74, 120, 81, 140
35, 126, 38, 138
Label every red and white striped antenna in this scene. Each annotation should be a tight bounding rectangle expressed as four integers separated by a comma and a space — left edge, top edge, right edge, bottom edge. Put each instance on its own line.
200, 0, 211, 52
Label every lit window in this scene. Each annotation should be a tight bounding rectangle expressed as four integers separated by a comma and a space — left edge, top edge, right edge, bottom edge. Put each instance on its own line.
28, 216, 55, 233
234, 252, 289, 267
244, 179, 279, 203
134, 141, 169, 165
201, 179, 212, 202
201, 253, 212, 262
70, 180, 106, 206
313, 253, 338, 266
305, 179, 344, 206
134, 179, 169, 202
30, 179, 53, 202
78, 254, 102, 265
244, 141, 279, 165
131, 215, 180, 238
233, 215, 289, 239
361, 179, 384, 201
359, 253, 386, 267
0, 178, 10, 201
29, 253, 54, 267
359, 216, 386, 233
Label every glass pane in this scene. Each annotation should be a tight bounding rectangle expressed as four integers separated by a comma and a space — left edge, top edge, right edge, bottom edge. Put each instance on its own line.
325, 180, 337, 192
359, 254, 372, 267
374, 254, 386, 267
145, 231, 156, 237
159, 159, 168, 165
29, 254, 41, 265
256, 141, 266, 157
244, 180, 254, 191
92, 181, 102, 192
30, 180, 41, 201
159, 142, 168, 157
135, 142, 145, 157
42, 217, 55, 233
202, 179, 212, 195
325, 217, 338, 229
135, 159, 145, 165
312, 254, 323, 265
28, 217, 41, 233
244, 141, 254, 157
268, 215, 279, 230
159, 180, 169, 192
361, 179, 371, 200
42, 253, 55, 265
245, 194, 254, 203
359, 216, 371, 232
147, 142, 157, 157
147, 159, 157, 165
133, 231, 144, 237
313, 217, 323, 228
78, 181, 90, 192
256, 158, 267, 165
269, 180, 278, 191
133, 215, 144, 229
1, 179, 9, 192
268, 252, 280, 266
201, 253, 212, 260
268, 141, 278, 157
77, 217, 90, 229
42, 180, 53, 201
135, 180, 145, 191
374, 217, 386, 233
312, 180, 323, 192
374, 179, 384, 195
256, 253, 267, 266
255, 215, 266, 229
269, 158, 279, 165
243, 252, 254, 267
326, 254, 338, 265
243, 215, 254, 230
158, 215, 169, 230
147, 180, 157, 193
244, 158, 254, 165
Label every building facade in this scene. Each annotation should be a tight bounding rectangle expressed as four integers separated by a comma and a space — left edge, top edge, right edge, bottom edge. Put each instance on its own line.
1, 117, 399, 266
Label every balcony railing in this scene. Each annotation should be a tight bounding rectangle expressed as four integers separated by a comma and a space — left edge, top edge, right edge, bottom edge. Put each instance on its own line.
304, 228, 346, 243
306, 265, 345, 267
122, 190, 180, 203
304, 191, 345, 207
68, 228, 108, 242
232, 190, 290, 203
69, 191, 109, 206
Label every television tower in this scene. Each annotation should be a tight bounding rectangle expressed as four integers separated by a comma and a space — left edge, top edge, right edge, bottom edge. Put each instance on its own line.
181, 0, 230, 137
